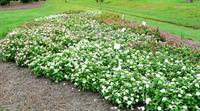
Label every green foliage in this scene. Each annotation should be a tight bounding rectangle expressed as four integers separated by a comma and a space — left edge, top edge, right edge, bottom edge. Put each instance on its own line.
0, 12, 200, 110
20, 0, 32, 3
0, 0, 10, 6
96, 0, 104, 3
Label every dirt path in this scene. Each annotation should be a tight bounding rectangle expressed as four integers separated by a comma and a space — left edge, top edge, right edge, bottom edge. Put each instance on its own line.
0, 61, 129, 111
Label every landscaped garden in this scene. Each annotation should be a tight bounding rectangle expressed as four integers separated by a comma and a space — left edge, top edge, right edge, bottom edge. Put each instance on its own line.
0, 0, 200, 111
1, 11, 200, 110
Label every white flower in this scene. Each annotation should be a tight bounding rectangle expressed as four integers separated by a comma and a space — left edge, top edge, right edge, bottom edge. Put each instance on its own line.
145, 98, 151, 104
114, 43, 121, 50
157, 106, 162, 111
120, 28, 126, 32
183, 106, 187, 109
196, 92, 200, 96
164, 59, 169, 63
141, 107, 145, 111
142, 21, 146, 26
175, 60, 179, 64
123, 96, 128, 101
169, 105, 173, 109
156, 74, 161, 78
114, 65, 122, 71
145, 84, 149, 88
196, 74, 200, 79
181, 66, 186, 70
160, 89, 166, 93
8, 31, 18, 36
195, 83, 199, 88
138, 106, 145, 111
127, 101, 132, 105
64, 75, 68, 79
82, 80, 86, 83
162, 97, 167, 101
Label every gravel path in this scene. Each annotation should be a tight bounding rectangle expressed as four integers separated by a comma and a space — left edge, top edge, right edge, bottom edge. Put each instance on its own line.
0, 61, 129, 111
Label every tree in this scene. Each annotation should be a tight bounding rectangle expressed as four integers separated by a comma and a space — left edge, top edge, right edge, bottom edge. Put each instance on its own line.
186, 0, 193, 3
96, 0, 104, 3
0, 0, 10, 6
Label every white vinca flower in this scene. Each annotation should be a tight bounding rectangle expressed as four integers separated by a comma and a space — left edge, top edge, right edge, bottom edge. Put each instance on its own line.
160, 89, 166, 93
123, 96, 128, 101
164, 59, 169, 63
142, 21, 146, 26
141, 107, 145, 111
196, 74, 200, 79
120, 28, 126, 32
145, 98, 151, 104
162, 97, 167, 101
157, 106, 162, 111
127, 101, 132, 105
196, 92, 200, 96
114, 43, 121, 50
181, 66, 186, 70
183, 106, 187, 109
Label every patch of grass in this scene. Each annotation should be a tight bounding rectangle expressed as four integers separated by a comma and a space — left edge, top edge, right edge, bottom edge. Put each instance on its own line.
0, 0, 91, 38
69, 0, 200, 41
0, 0, 200, 41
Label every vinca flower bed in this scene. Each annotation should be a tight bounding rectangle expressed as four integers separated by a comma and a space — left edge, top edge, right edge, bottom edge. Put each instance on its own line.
0, 11, 200, 111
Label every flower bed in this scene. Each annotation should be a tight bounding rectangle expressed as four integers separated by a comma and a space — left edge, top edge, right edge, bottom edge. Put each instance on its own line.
0, 11, 199, 110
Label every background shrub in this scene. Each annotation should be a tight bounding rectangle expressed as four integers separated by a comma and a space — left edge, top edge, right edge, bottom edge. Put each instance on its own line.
0, 0, 10, 6
20, 0, 32, 3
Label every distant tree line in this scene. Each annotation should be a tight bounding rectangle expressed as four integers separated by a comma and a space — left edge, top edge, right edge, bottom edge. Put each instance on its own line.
96, 0, 104, 3
0, 0, 45, 6
187, 0, 193, 3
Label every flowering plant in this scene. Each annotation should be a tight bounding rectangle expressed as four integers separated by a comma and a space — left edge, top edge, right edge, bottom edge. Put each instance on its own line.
0, 11, 199, 111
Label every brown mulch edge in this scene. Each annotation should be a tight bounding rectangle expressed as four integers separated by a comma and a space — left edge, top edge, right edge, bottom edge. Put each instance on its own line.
0, 1, 44, 11
0, 61, 136, 111
104, 18, 200, 50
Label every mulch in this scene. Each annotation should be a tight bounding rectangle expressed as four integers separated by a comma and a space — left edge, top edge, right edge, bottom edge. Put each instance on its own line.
0, 61, 133, 111
0, 1, 44, 11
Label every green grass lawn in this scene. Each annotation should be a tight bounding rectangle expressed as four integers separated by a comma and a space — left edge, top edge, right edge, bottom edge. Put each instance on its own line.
0, 0, 91, 38
0, 0, 200, 41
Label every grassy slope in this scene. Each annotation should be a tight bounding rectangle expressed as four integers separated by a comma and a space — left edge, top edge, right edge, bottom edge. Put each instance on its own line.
0, 0, 91, 38
0, 0, 200, 41
70, 0, 200, 41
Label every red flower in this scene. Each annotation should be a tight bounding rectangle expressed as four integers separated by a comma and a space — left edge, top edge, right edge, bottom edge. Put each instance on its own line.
128, 43, 132, 47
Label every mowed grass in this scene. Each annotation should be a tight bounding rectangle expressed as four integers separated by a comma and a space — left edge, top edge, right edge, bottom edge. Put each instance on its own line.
70, 0, 200, 41
0, 0, 91, 38
0, 0, 200, 41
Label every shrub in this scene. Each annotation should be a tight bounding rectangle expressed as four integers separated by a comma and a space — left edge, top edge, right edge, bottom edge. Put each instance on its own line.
20, 0, 32, 3
0, 0, 10, 6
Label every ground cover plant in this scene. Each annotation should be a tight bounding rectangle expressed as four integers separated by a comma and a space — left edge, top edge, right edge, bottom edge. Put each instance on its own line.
0, 11, 200, 110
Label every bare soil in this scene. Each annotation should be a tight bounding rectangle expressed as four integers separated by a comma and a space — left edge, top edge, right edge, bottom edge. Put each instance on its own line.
0, 61, 132, 111
0, 1, 44, 11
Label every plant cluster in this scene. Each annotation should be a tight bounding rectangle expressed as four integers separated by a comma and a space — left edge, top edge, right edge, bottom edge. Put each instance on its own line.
0, 11, 199, 111
96, 12, 166, 42
0, 0, 10, 6
0, 0, 44, 6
